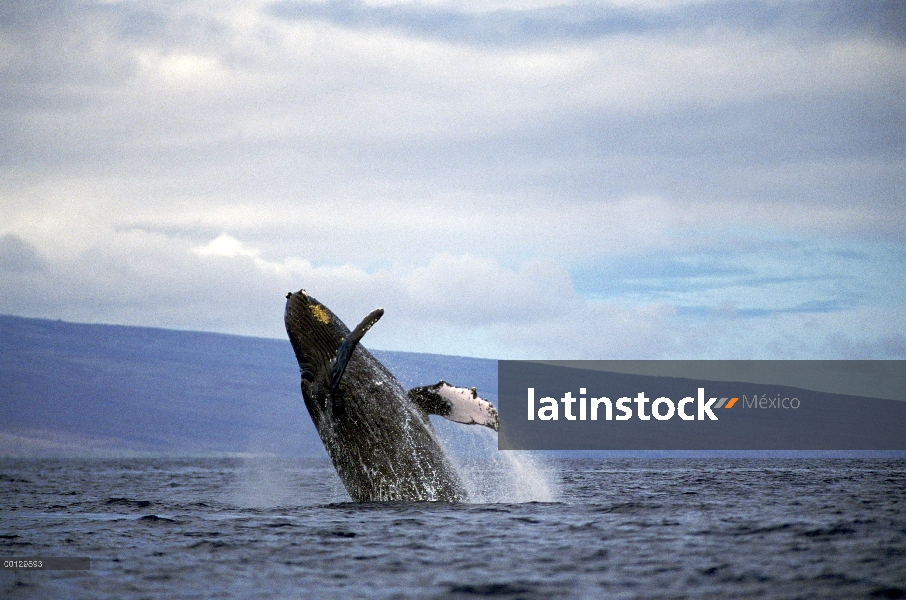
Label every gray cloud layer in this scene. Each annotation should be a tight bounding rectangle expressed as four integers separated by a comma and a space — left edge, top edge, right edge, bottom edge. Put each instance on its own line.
1, 0, 904, 358
267, 1, 906, 46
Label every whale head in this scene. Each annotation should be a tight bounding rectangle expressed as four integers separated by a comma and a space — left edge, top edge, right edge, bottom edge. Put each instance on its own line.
284, 289, 385, 415
284, 289, 348, 392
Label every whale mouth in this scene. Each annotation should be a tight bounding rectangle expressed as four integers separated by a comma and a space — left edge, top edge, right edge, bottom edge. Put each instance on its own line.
286, 289, 309, 300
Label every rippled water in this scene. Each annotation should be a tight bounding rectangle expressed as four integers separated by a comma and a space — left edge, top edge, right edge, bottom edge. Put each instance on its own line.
2, 457, 905, 599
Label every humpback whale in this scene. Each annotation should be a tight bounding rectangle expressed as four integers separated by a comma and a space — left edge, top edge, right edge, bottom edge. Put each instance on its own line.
284, 289, 498, 502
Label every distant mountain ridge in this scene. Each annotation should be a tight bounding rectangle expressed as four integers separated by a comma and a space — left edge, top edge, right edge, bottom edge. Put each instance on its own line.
0, 314, 497, 457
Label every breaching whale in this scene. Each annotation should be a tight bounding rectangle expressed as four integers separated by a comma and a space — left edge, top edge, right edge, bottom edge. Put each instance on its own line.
284, 289, 498, 502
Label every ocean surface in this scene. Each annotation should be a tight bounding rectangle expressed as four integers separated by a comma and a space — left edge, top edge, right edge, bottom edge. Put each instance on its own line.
2, 453, 905, 599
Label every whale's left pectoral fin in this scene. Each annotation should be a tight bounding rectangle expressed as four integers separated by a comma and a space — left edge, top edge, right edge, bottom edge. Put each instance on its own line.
330, 308, 384, 395
408, 381, 498, 431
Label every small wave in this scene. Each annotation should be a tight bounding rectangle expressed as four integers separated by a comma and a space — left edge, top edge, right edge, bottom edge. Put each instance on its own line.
139, 514, 177, 523
106, 497, 152, 508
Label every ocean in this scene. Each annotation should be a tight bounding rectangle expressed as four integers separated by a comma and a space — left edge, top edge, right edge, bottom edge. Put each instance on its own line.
2, 451, 905, 599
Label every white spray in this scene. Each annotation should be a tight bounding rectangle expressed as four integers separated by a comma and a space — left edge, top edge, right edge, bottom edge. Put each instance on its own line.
431, 418, 560, 503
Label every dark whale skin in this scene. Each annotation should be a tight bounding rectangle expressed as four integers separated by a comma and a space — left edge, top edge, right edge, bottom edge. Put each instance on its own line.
284, 290, 468, 502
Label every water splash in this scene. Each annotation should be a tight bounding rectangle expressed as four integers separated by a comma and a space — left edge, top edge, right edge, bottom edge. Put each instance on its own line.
232, 455, 300, 508
432, 418, 560, 503
232, 455, 347, 508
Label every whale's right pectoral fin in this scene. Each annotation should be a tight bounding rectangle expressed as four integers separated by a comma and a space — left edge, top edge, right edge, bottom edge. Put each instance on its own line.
408, 381, 498, 431
330, 308, 384, 395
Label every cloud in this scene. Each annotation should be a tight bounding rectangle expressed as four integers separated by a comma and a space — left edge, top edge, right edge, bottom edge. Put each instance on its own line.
0, 0, 903, 360
1, 227, 903, 360
189, 234, 574, 327
265, 1, 906, 48
0, 233, 47, 273
573, 235, 906, 315
194, 233, 260, 258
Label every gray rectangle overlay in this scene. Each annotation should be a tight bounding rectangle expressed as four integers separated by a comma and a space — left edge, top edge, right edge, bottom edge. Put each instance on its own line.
498, 360, 906, 451
2, 557, 91, 570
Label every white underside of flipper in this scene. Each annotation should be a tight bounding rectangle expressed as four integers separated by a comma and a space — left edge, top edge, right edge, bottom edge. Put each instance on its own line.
435, 382, 499, 431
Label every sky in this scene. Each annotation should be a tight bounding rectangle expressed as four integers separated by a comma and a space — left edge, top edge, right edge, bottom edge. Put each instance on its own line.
0, 0, 904, 359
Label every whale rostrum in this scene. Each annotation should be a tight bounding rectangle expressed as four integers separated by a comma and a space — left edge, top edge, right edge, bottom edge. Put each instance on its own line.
284, 289, 498, 502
